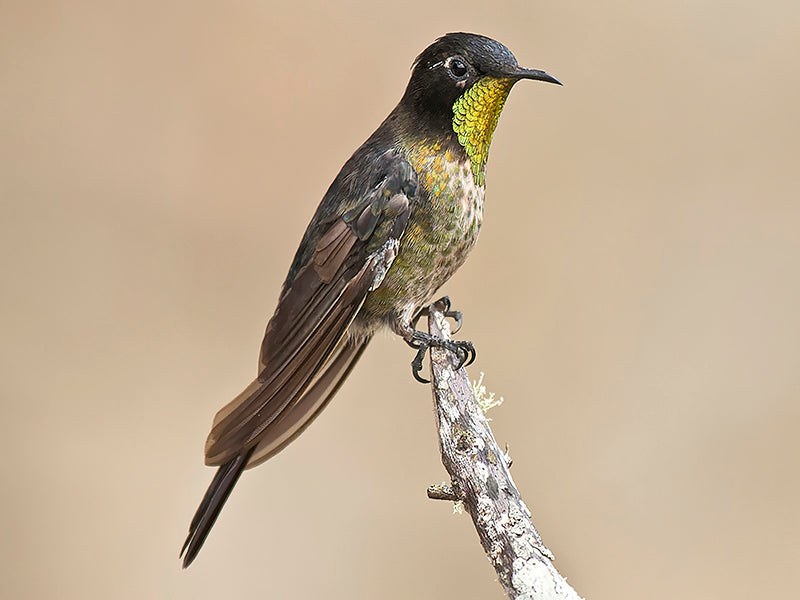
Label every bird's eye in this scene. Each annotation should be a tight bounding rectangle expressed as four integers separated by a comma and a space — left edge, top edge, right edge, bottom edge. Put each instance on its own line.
447, 57, 468, 79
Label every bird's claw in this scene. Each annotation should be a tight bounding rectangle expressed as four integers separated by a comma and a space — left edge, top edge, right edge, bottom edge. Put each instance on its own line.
433, 296, 463, 334
444, 309, 463, 334
458, 340, 476, 369
407, 331, 476, 384
411, 344, 430, 383
434, 295, 452, 312
406, 298, 474, 383
443, 339, 475, 370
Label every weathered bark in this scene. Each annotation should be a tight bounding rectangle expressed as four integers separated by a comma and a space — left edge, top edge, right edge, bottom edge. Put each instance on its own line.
426, 302, 584, 600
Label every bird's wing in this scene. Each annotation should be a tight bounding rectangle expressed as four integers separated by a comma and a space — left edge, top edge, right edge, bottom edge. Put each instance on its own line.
245, 334, 371, 468
203, 149, 418, 467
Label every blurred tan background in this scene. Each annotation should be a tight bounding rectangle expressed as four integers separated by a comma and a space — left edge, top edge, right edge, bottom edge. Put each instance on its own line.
2, 1, 799, 598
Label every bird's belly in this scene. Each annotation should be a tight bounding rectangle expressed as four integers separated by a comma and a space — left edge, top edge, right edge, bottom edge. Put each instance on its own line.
359, 155, 484, 327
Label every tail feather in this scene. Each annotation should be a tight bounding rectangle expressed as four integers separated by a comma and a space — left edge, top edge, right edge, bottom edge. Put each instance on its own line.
246, 335, 371, 468
180, 337, 371, 567
180, 447, 253, 568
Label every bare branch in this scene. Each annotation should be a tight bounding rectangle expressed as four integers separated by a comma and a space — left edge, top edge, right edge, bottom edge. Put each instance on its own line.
427, 483, 458, 501
426, 302, 584, 600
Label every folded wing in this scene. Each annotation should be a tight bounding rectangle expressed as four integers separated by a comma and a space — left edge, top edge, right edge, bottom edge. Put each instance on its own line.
204, 149, 418, 467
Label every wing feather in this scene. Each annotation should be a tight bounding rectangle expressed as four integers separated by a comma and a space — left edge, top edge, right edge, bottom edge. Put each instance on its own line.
205, 258, 371, 465
203, 149, 418, 467
245, 335, 371, 468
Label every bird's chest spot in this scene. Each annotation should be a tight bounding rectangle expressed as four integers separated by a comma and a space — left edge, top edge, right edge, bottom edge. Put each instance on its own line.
426, 158, 484, 260
360, 147, 485, 319
399, 152, 484, 297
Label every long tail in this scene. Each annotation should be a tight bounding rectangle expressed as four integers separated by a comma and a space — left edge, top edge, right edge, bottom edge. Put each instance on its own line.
180, 336, 372, 567
180, 447, 254, 568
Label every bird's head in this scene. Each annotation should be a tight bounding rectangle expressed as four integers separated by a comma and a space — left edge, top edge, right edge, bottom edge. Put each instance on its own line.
400, 33, 561, 183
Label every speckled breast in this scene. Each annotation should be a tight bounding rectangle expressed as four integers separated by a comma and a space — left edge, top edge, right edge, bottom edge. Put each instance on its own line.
360, 142, 484, 324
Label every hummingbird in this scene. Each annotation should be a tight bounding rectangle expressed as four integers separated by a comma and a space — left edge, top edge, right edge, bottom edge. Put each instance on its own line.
180, 32, 560, 567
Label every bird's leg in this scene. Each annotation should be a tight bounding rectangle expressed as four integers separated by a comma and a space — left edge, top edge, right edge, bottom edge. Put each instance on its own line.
398, 299, 476, 384
406, 331, 476, 384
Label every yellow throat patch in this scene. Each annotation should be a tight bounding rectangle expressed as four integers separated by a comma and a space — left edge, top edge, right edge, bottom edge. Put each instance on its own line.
452, 77, 514, 186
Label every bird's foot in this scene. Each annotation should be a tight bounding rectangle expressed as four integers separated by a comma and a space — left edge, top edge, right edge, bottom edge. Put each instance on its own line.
439, 296, 463, 334
411, 296, 463, 333
406, 330, 476, 384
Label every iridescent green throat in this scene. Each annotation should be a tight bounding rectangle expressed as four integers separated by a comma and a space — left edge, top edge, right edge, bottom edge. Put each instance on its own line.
451, 77, 514, 186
